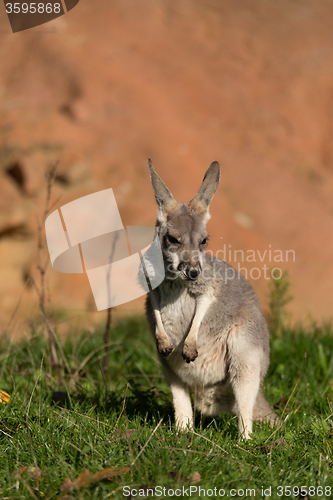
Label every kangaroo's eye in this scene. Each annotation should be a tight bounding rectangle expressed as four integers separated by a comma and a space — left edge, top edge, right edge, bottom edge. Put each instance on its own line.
200, 238, 208, 245
168, 235, 180, 245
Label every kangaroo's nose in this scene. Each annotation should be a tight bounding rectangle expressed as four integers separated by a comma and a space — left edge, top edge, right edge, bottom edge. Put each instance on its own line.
185, 267, 200, 281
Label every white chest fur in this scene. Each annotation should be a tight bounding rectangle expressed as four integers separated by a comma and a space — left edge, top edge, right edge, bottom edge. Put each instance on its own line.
158, 282, 196, 345
158, 281, 229, 388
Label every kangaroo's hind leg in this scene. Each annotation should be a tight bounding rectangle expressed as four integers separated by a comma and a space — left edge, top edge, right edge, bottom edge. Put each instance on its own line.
160, 357, 193, 431
253, 388, 278, 426
228, 326, 263, 440
232, 363, 261, 440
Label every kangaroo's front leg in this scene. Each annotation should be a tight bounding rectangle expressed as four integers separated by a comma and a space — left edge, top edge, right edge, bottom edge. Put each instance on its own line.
150, 291, 173, 357
182, 294, 214, 363
156, 322, 173, 357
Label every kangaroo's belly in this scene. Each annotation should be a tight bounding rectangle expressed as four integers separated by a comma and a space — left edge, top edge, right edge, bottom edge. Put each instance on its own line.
165, 330, 229, 388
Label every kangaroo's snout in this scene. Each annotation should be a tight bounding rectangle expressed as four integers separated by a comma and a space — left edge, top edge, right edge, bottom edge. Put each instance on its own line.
185, 267, 200, 281
178, 262, 201, 281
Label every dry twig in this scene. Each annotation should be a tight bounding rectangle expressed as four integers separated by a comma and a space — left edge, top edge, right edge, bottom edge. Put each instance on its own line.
30, 163, 63, 384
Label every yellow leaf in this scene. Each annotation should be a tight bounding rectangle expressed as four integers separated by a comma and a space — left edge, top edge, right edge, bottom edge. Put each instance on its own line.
0, 390, 10, 404
188, 471, 202, 484
61, 469, 91, 492
92, 467, 130, 482
60, 467, 130, 493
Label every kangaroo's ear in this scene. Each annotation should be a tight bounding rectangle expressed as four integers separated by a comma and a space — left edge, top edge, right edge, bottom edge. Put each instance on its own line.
147, 159, 178, 224
188, 161, 220, 223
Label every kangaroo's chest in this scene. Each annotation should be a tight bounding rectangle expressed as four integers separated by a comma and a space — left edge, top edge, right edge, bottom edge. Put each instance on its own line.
158, 283, 196, 345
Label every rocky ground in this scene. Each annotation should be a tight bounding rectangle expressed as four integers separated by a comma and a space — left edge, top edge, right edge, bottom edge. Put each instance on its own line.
1, 0, 333, 334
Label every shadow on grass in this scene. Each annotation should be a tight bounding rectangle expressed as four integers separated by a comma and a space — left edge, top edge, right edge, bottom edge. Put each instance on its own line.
50, 383, 240, 438
51, 381, 175, 426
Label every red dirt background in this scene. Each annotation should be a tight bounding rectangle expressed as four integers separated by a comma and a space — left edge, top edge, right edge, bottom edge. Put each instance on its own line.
0, 0, 333, 334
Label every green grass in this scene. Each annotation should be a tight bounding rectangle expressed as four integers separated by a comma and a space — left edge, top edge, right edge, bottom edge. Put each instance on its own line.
1, 316, 333, 499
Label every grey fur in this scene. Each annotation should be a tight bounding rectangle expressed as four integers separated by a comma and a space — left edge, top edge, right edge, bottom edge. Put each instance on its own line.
145, 160, 276, 439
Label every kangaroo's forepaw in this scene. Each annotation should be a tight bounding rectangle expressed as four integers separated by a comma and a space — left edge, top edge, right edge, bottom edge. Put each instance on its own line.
157, 338, 173, 357
182, 343, 198, 363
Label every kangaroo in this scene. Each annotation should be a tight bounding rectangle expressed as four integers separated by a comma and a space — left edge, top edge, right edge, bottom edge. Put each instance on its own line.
145, 159, 276, 439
